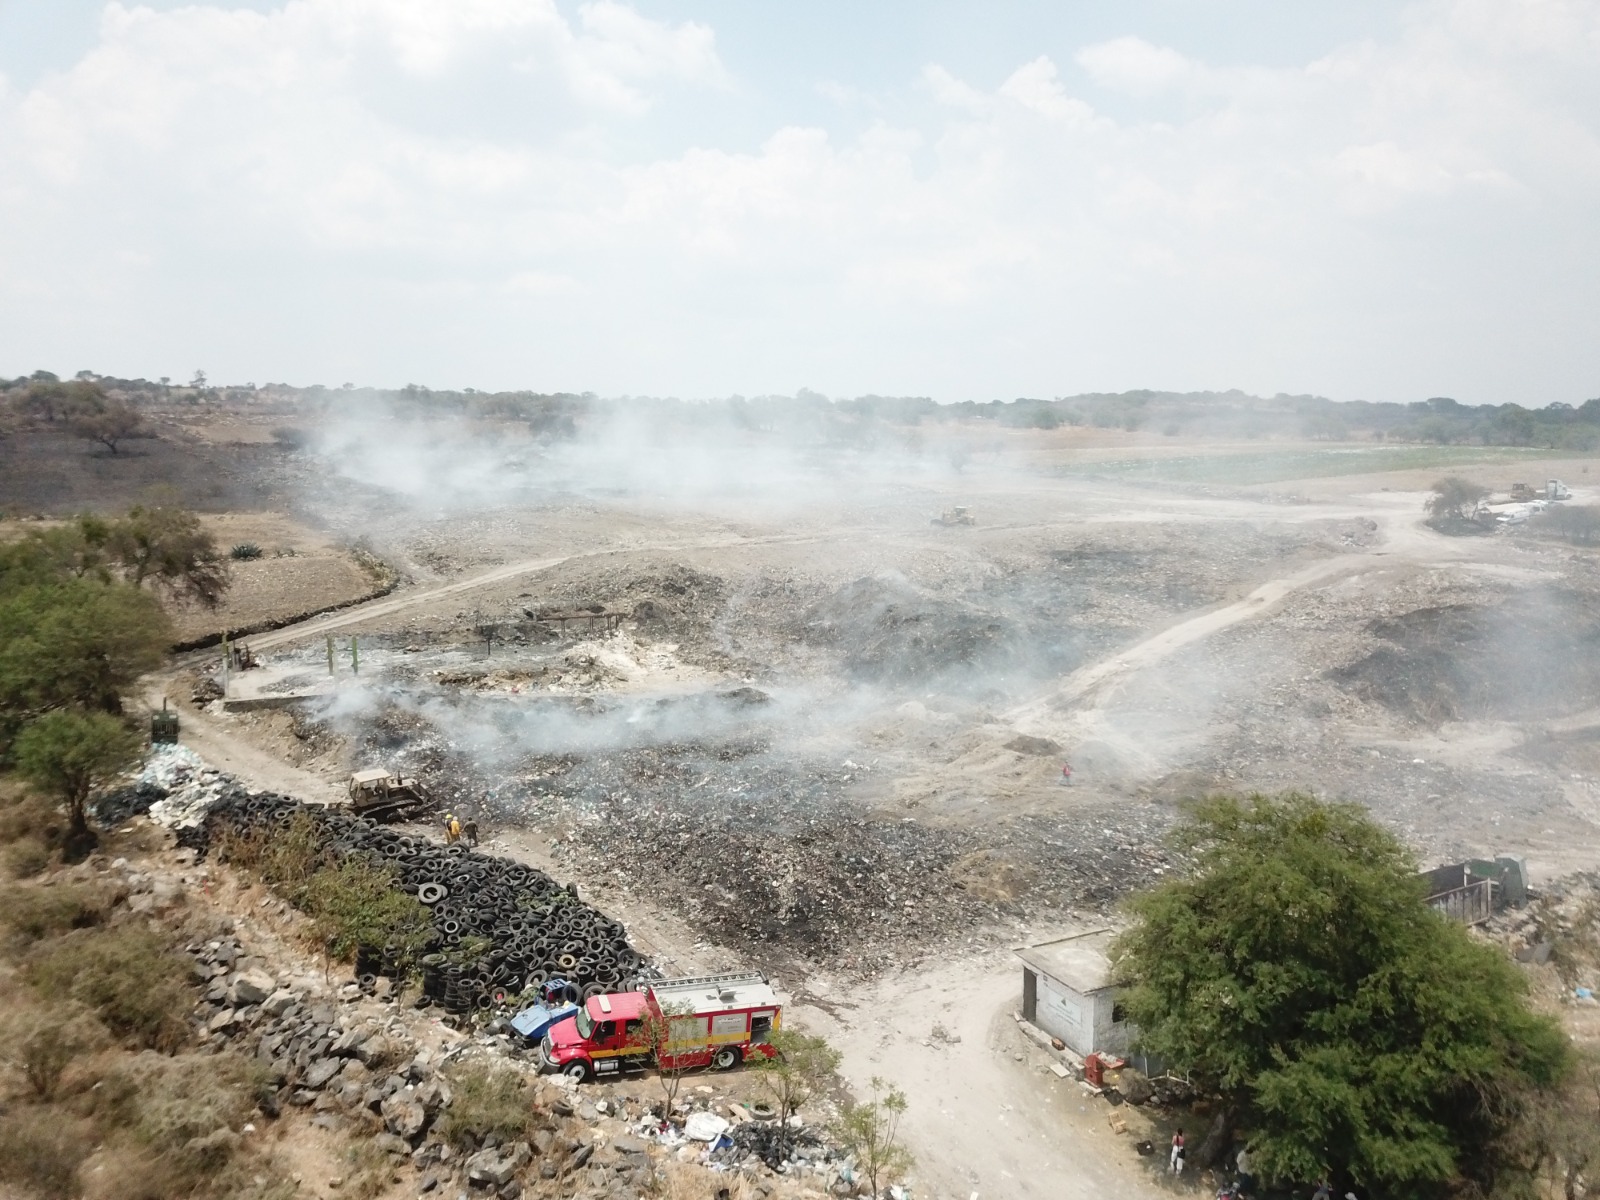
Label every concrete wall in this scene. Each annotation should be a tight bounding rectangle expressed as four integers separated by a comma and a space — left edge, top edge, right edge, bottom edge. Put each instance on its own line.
1033, 973, 1094, 1055
1091, 991, 1130, 1055
1026, 969, 1129, 1057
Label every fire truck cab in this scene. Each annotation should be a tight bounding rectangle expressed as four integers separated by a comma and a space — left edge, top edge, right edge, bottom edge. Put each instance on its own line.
541, 971, 781, 1082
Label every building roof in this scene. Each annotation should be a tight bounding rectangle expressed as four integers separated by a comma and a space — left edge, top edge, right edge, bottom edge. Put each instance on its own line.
1015, 928, 1119, 994
586, 992, 648, 1022
650, 972, 779, 1015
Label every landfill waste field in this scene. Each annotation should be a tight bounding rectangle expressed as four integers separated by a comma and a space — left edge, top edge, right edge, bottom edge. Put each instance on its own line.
11, 388, 1600, 1200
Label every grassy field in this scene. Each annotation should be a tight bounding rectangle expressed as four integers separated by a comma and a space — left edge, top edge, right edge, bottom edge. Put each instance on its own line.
1057, 444, 1566, 487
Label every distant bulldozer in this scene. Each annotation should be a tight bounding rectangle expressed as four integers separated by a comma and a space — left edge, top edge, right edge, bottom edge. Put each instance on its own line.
933, 506, 976, 526
346, 769, 430, 822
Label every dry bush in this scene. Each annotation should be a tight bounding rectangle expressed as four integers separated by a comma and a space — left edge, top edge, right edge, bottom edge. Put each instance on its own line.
81, 1144, 299, 1200
92, 1051, 265, 1190
352, 1033, 408, 1073
0, 878, 116, 944
24, 926, 193, 1050
3, 835, 52, 879
212, 810, 330, 888
343, 1139, 401, 1200
0, 789, 65, 848
436, 1064, 537, 1149
0, 1105, 95, 1200
0, 1000, 108, 1099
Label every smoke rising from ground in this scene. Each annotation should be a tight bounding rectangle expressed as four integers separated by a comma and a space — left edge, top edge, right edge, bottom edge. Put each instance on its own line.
312, 396, 984, 517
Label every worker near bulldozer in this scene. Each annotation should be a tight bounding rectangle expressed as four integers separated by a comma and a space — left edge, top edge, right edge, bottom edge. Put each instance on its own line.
444, 812, 462, 844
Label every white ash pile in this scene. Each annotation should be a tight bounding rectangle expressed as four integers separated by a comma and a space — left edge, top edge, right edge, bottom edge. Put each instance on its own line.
143, 745, 241, 829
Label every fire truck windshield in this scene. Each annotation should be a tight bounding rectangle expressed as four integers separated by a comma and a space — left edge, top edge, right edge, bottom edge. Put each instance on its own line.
574, 1009, 596, 1039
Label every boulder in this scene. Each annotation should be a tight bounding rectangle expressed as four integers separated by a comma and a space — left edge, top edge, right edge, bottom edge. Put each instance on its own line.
372, 1132, 412, 1157
230, 971, 276, 1007
263, 990, 298, 1017
465, 1143, 530, 1188
381, 1095, 430, 1143
303, 1058, 344, 1090
415, 1078, 452, 1114
332, 1028, 370, 1057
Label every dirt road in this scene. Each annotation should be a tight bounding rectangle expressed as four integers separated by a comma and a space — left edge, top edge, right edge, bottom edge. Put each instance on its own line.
806, 950, 1179, 1200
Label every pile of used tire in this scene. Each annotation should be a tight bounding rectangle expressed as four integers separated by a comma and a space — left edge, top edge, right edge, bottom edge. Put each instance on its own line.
178, 791, 652, 1015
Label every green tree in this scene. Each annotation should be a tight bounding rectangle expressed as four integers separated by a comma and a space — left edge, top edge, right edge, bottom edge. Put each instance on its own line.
1426, 476, 1491, 521
107, 502, 230, 608
11, 378, 101, 425
1112, 793, 1569, 1198
626, 1000, 698, 1113
68, 396, 148, 454
750, 1028, 841, 1159
833, 1076, 912, 1197
0, 578, 171, 744
14, 710, 143, 843
1492, 1046, 1599, 1200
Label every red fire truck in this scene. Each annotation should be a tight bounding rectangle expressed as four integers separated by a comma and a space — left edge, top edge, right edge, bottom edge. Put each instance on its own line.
541, 971, 781, 1081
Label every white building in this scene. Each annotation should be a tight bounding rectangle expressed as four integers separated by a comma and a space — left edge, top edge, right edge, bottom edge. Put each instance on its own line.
1016, 929, 1131, 1059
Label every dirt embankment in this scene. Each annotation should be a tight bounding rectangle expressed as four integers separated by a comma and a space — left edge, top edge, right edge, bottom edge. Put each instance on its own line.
0, 794, 870, 1200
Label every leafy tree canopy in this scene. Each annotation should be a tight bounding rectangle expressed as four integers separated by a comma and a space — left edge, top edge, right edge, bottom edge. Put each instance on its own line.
13, 709, 143, 837
1426, 476, 1492, 521
0, 576, 170, 746
0, 502, 229, 610
1112, 793, 1568, 1200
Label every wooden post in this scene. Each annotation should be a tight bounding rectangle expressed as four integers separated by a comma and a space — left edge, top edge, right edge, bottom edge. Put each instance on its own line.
350, 636, 359, 674
327, 634, 335, 676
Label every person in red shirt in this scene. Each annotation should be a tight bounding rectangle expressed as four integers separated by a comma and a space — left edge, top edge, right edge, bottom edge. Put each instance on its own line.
1061, 762, 1073, 785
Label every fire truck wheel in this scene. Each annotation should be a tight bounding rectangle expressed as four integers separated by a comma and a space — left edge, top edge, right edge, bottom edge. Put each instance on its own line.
712, 1047, 741, 1071
562, 1059, 591, 1082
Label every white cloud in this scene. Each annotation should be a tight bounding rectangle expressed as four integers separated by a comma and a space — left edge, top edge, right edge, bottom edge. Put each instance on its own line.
1076, 36, 1195, 97
0, 0, 1597, 404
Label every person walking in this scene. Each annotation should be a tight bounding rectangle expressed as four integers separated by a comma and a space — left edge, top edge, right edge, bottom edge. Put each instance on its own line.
1061, 761, 1073, 786
463, 818, 479, 848
445, 813, 461, 845
1169, 1128, 1185, 1175
1235, 1144, 1256, 1196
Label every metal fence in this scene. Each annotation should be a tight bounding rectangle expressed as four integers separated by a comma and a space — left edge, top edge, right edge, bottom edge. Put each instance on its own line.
1426, 878, 1494, 925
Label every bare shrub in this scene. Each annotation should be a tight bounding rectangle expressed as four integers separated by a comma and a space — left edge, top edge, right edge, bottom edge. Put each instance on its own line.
437, 1064, 537, 1149
0, 1001, 108, 1099
94, 1051, 265, 1187
343, 1139, 401, 1199
24, 927, 193, 1051
0, 1106, 95, 1199
1535, 504, 1600, 546
0, 879, 116, 944
3, 836, 52, 879
0, 789, 66, 850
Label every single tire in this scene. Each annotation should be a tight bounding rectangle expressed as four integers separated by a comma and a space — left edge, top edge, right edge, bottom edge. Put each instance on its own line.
562, 1059, 591, 1082
417, 883, 447, 905
712, 1046, 740, 1071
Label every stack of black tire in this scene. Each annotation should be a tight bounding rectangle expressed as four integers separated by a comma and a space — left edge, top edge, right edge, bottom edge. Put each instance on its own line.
179, 792, 652, 1015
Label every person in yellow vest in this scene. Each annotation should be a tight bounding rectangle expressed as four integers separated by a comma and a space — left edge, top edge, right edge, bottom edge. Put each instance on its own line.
444, 813, 461, 845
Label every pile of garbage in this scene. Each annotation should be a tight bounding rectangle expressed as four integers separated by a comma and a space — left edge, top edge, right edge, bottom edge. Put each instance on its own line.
91, 744, 225, 828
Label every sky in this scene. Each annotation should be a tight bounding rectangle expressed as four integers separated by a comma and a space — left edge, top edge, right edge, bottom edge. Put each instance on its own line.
0, 0, 1597, 405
